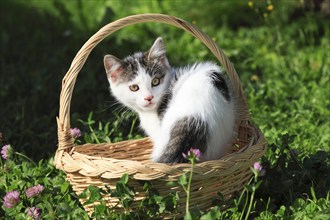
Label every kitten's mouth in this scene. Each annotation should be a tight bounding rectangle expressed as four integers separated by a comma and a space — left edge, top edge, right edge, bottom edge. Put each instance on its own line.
143, 102, 154, 108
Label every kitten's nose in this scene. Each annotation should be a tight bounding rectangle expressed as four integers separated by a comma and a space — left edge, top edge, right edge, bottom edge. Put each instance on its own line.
144, 95, 154, 102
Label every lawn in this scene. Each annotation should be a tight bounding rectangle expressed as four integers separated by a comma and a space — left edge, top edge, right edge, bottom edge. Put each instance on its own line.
1, 0, 329, 219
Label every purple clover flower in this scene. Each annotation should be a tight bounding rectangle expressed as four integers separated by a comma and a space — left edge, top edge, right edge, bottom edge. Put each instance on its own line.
253, 162, 262, 171
253, 162, 266, 176
191, 149, 202, 158
70, 128, 82, 138
3, 190, 20, 208
1, 144, 11, 160
25, 184, 44, 198
26, 207, 41, 220
182, 148, 202, 160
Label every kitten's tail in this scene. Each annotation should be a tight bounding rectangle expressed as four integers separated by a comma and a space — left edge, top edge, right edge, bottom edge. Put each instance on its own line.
155, 116, 207, 163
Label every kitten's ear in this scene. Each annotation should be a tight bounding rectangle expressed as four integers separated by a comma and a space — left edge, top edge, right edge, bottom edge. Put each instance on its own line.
104, 55, 124, 84
147, 37, 169, 66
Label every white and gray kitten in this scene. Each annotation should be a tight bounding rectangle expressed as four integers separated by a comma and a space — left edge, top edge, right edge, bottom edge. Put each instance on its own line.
104, 37, 237, 163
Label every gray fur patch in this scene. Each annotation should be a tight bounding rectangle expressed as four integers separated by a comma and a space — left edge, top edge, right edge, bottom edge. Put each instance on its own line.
157, 91, 172, 120
120, 52, 168, 82
155, 117, 208, 163
209, 71, 231, 101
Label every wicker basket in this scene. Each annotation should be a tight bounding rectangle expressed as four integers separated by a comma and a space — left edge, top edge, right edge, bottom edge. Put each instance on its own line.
54, 14, 266, 217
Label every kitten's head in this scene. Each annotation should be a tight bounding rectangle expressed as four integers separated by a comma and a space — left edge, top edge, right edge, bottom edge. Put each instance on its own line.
104, 37, 171, 112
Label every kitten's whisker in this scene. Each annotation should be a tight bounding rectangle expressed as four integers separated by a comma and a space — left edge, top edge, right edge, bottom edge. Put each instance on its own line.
117, 108, 135, 125
101, 100, 122, 113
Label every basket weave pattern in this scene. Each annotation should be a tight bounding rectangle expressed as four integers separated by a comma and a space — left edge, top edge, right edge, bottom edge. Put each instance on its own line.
55, 14, 266, 217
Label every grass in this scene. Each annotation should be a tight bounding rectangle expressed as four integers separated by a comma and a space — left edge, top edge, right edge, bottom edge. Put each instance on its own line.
1, 0, 329, 219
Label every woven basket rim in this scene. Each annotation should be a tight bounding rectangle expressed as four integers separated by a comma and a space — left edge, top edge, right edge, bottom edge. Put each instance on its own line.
55, 13, 265, 172
69, 125, 258, 167
57, 123, 266, 181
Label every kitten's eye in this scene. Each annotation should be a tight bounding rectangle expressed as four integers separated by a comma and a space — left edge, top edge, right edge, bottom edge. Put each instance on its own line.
129, 84, 139, 92
152, 78, 160, 87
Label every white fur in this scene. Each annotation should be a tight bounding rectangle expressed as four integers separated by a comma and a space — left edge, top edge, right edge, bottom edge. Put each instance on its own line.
152, 62, 236, 161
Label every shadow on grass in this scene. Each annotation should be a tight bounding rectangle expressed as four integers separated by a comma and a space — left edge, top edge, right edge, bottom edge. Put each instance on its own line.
255, 134, 330, 214
0, 1, 119, 160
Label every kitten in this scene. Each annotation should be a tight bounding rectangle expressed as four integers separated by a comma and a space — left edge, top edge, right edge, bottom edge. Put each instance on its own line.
104, 37, 237, 163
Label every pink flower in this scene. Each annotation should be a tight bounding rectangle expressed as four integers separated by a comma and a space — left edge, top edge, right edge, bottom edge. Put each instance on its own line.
191, 149, 202, 158
182, 148, 202, 159
25, 185, 44, 198
26, 207, 41, 220
70, 128, 81, 138
253, 162, 266, 176
3, 190, 20, 208
253, 162, 262, 172
1, 144, 11, 160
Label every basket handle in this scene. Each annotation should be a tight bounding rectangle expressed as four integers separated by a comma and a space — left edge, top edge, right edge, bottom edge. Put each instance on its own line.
55, 13, 250, 169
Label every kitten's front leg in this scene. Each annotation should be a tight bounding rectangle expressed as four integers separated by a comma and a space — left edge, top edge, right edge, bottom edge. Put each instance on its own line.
138, 111, 161, 141
151, 135, 169, 162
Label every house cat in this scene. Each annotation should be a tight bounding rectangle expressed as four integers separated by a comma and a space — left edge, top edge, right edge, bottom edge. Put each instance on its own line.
104, 37, 237, 163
